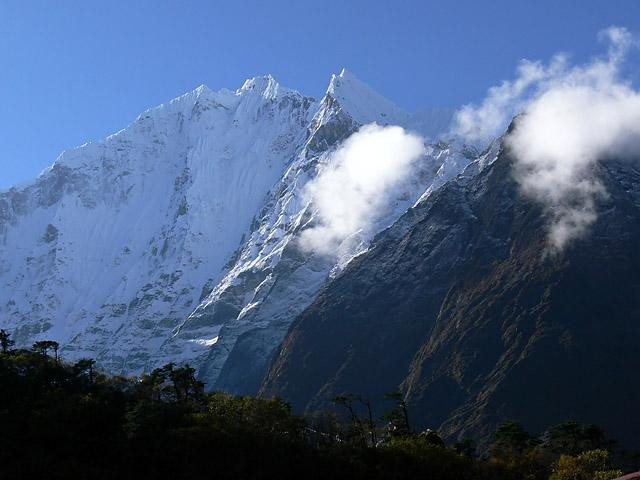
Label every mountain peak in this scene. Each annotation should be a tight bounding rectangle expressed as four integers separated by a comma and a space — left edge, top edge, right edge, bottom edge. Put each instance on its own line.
193, 84, 214, 95
238, 74, 284, 100
191, 83, 221, 98
324, 68, 409, 125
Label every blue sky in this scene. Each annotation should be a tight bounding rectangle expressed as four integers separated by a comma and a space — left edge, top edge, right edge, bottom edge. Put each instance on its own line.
1, 0, 639, 188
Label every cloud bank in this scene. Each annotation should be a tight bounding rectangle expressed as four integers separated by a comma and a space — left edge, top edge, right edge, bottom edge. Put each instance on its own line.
299, 124, 424, 255
453, 26, 640, 250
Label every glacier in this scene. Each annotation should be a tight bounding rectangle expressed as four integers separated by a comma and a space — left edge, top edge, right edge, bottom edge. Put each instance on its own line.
0, 68, 473, 392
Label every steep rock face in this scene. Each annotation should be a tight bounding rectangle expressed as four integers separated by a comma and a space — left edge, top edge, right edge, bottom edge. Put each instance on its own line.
261, 146, 640, 449
171, 69, 469, 393
0, 69, 460, 387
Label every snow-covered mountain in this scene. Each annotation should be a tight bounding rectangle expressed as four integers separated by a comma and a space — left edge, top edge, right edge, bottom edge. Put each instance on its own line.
0, 69, 467, 391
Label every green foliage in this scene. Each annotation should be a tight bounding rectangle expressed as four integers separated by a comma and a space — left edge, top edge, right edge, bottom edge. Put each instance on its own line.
418, 428, 446, 448
31, 339, 60, 360
381, 435, 495, 480
545, 422, 611, 456
382, 390, 411, 438
550, 449, 623, 480
0, 340, 496, 479
453, 438, 475, 458
486, 419, 631, 480
0, 332, 634, 480
73, 358, 96, 383
331, 393, 370, 446
491, 419, 540, 456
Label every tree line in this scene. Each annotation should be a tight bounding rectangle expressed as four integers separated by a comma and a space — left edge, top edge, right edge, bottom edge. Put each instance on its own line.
0, 329, 637, 480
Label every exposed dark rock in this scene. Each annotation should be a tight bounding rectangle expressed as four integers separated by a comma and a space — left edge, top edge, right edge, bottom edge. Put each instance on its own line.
260, 148, 640, 450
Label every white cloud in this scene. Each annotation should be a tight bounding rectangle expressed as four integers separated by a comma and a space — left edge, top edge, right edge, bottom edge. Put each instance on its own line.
454, 26, 640, 250
299, 124, 425, 255
452, 57, 562, 144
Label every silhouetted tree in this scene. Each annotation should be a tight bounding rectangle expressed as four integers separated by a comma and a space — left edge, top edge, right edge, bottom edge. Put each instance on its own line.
355, 395, 378, 446
168, 364, 204, 402
0, 347, 629, 480
487, 419, 546, 479
73, 358, 96, 383
383, 391, 411, 436
545, 421, 611, 456
490, 419, 537, 456
418, 429, 445, 448
332, 394, 367, 446
51, 341, 59, 362
143, 363, 173, 401
32, 340, 59, 359
453, 438, 475, 458
0, 329, 14, 353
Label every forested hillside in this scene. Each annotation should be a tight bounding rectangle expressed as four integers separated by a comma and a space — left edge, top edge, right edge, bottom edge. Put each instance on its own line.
0, 330, 636, 480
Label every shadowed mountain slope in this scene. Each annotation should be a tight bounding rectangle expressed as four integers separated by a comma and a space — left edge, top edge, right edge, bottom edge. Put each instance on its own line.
261, 145, 640, 449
